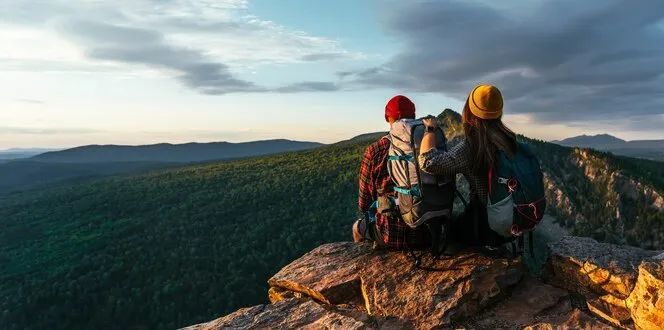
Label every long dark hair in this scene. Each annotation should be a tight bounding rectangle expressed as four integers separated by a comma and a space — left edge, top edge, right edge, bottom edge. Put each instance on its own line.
462, 99, 517, 174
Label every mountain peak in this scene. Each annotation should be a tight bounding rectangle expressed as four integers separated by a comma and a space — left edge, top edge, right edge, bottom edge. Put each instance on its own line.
552, 134, 664, 160
436, 108, 464, 142
556, 134, 626, 146
438, 108, 462, 122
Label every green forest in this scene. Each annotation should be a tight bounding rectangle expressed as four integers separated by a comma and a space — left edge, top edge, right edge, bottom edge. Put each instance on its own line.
1, 112, 662, 329
525, 139, 664, 247
0, 139, 368, 329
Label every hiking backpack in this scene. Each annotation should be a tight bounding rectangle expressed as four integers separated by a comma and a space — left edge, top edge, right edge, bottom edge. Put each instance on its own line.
386, 118, 456, 257
486, 142, 546, 253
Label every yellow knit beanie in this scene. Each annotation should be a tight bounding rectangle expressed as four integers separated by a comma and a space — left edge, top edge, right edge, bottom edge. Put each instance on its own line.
468, 84, 503, 120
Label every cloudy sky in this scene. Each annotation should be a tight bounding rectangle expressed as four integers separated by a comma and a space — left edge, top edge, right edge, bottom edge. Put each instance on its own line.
1, 0, 663, 149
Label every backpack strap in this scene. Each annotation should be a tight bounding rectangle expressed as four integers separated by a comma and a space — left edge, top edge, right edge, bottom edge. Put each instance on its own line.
405, 219, 450, 272
488, 167, 493, 196
426, 220, 444, 258
366, 200, 379, 225
393, 185, 421, 197
388, 154, 415, 162
454, 189, 468, 207
528, 231, 534, 258
510, 241, 518, 257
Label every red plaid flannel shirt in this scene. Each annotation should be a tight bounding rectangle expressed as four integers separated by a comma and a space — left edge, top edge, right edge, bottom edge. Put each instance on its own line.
358, 137, 429, 249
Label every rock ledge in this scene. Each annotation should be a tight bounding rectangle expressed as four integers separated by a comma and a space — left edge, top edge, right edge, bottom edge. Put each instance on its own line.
186, 237, 663, 329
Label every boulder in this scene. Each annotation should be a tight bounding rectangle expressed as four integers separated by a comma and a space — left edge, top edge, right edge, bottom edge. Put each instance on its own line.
546, 236, 664, 328
546, 236, 657, 300
182, 297, 412, 330
188, 237, 662, 329
626, 260, 664, 330
268, 242, 523, 328
268, 242, 370, 305
182, 298, 373, 330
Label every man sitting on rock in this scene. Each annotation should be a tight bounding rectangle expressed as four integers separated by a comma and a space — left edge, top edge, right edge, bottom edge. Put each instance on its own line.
352, 95, 430, 249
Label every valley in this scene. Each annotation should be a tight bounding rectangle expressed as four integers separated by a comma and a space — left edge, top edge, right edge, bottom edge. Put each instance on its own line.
0, 110, 661, 329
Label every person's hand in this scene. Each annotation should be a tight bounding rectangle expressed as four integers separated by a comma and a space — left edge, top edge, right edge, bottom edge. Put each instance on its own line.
422, 116, 438, 128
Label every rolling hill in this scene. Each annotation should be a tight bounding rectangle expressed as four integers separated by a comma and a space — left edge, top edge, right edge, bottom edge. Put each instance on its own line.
31, 139, 324, 163
0, 148, 60, 161
552, 134, 664, 160
552, 133, 626, 148
0, 139, 323, 194
0, 110, 662, 329
0, 160, 179, 194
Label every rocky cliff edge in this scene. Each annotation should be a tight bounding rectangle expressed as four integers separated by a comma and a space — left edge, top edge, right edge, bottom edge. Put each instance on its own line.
184, 236, 664, 329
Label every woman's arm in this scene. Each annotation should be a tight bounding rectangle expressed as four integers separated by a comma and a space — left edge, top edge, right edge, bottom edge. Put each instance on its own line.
418, 139, 471, 177
421, 117, 438, 154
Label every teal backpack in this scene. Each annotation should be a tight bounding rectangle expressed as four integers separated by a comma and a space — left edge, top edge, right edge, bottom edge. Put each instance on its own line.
486, 142, 546, 252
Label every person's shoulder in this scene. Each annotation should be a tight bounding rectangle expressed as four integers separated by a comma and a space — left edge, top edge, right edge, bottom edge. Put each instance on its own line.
448, 138, 473, 159
368, 135, 390, 148
363, 136, 390, 156
449, 137, 469, 151
377, 135, 391, 147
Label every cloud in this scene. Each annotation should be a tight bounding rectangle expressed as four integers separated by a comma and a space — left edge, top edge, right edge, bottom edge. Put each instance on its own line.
346, 0, 664, 126
0, 126, 102, 135
58, 20, 261, 94
274, 81, 340, 93
300, 53, 357, 62
0, 0, 361, 94
15, 98, 44, 104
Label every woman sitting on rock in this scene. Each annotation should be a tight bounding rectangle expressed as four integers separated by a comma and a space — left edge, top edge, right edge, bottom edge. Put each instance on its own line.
419, 84, 542, 249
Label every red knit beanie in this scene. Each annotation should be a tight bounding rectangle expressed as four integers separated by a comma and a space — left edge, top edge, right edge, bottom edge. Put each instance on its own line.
385, 95, 415, 122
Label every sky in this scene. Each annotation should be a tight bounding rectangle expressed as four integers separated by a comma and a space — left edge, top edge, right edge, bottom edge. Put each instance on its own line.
1, 0, 663, 149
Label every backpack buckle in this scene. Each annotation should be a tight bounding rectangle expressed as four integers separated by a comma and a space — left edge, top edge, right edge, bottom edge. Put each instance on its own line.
507, 178, 518, 193
510, 224, 523, 236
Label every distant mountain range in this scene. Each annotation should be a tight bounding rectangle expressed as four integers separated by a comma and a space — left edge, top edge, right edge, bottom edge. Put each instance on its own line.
31, 139, 324, 163
0, 148, 60, 161
0, 139, 323, 194
552, 134, 664, 160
